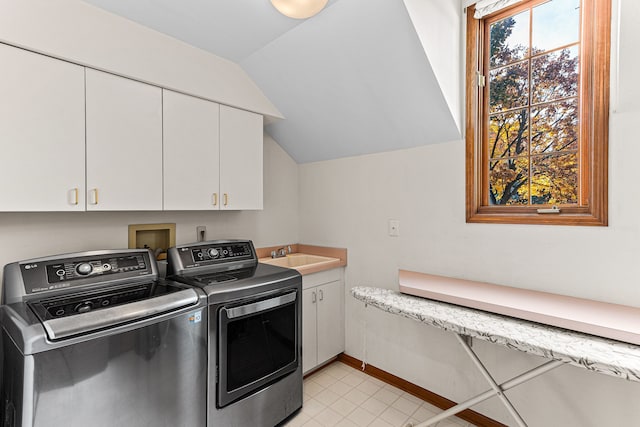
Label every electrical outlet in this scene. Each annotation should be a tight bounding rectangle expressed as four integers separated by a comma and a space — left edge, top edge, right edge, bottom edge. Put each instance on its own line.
388, 219, 400, 237
196, 226, 206, 242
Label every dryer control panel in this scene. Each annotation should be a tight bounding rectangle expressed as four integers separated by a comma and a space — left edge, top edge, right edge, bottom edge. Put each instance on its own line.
167, 240, 257, 275
190, 243, 252, 263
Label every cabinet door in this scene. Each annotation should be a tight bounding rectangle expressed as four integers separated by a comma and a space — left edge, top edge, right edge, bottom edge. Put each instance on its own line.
317, 280, 345, 365
86, 69, 162, 211
163, 90, 220, 210
219, 105, 263, 210
302, 288, 318, 374
0, 44, 85, 211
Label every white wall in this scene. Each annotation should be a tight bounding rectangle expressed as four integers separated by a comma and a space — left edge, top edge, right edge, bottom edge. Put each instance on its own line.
0, 135, 298, 285
299, 0, 640, 425
403, 0, 462, 131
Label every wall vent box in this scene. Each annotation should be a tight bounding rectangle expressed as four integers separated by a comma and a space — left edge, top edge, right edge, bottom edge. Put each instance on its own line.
128, 223, 176, 260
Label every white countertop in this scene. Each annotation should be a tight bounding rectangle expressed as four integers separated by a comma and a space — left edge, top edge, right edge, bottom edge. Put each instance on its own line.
351, 286, 640, 383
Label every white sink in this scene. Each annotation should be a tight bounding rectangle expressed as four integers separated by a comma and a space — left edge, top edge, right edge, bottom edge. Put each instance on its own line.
260, 254, 337, 268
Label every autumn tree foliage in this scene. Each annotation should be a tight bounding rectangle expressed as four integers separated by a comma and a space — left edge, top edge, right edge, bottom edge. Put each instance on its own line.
487, 14, 579, 206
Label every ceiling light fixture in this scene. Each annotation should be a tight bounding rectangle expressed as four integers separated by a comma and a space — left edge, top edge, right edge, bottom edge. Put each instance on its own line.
270, 0, 328, 19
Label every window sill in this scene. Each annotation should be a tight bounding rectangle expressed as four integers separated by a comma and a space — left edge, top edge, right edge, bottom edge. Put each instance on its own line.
466, 211, 607, 226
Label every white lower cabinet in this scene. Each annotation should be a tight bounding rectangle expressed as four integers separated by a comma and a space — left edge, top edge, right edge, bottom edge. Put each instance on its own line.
302, 268, 345, 374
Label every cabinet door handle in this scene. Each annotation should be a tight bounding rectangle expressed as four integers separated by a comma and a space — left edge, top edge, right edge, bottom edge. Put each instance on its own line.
68, 188, 79, 205
212, 193, 218, 206
312, 291, 316, 303
89, 189, 99, 205
319, 289, 324, 301
223, 193, 229, 206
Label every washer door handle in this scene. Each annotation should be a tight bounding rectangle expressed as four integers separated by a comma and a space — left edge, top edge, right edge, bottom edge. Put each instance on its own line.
42, 289, 199, 340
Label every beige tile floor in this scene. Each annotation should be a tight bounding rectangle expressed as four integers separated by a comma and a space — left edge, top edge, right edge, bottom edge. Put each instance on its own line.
284, 361, 478, 427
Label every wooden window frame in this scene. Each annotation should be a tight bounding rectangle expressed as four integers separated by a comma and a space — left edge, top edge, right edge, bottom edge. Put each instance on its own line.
465, 0, 610, 226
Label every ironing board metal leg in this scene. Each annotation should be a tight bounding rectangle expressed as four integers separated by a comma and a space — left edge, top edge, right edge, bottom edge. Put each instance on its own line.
412, 335, 564, 427
455, 334, 527, 426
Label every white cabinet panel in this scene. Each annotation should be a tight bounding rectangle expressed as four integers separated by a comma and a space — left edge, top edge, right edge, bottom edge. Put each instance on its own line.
302, 288, 319, 374
317, 280, 345, 365
302, 269, 345, 374
0, 44, 85, 211
219, 105, 263, 210
163, 90, 220, 210
86, 69, 162, 211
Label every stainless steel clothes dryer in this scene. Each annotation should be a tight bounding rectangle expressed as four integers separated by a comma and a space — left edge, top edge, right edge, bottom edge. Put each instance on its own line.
167, 240, 303, 427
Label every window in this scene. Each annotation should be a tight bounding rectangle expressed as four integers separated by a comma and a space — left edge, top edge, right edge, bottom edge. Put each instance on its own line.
465, 0, 610, 225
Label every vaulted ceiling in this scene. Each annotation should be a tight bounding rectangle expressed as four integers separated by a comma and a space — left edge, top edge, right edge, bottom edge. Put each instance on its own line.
82, 0, 462, 163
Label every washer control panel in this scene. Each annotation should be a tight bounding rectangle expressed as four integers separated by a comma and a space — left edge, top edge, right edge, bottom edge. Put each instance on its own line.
17, 251, 152, 296
44, 254, 146, 284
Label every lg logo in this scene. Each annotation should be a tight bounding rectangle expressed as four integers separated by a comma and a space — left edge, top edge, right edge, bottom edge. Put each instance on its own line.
24, 264, 38, 270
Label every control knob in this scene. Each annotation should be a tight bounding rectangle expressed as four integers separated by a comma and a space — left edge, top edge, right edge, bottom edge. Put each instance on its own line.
75, 302, 93, 313
76, 263, 93, 275
207, 248, 220, 259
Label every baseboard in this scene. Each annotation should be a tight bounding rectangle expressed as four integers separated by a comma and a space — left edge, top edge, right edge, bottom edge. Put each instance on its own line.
336, 353, 507, 427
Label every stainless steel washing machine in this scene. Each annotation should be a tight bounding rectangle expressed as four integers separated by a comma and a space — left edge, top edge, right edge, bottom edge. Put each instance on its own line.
167, 240, 303, 427
0, 249, 208, 427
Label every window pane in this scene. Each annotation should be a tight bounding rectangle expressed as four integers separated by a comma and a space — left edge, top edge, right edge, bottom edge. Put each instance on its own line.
468, 0, 609, 223
531, 153, 578, 204
532, 0, 580, 54
489, 158, 529, 205
489, 109, 529, 159
531, 99, 578, 154
531, 46, 579, 104
490, 10, 530, 68
489, 62, 529, 113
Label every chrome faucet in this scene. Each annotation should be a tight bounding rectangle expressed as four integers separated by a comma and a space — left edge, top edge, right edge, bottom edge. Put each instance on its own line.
270, 245, 292, 258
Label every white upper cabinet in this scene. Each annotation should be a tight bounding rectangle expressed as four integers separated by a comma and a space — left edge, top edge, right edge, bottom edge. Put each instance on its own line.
0, 44, 85, 211
85, 69, 163, 211
0, 44, 263, 212
163, 90, 220, 210
219, 105, 263, 210
163, 93, 263, 211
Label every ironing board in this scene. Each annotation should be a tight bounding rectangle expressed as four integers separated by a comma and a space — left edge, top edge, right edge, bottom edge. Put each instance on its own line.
351, 286, 640, 427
